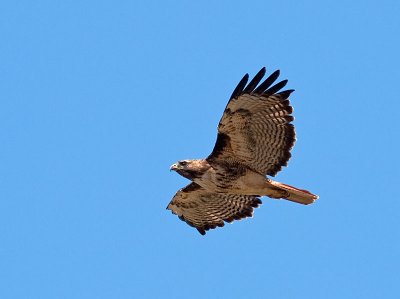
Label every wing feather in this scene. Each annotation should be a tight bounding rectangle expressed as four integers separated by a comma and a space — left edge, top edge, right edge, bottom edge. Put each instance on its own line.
243, 67, 266, 94
253, 69, 280, 94
208, 68, 296, 176
229, 73, 249, 99
167, 183, 262, 235
265, 79, 288, 96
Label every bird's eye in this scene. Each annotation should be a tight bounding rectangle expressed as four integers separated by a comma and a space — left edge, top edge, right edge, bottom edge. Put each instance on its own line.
180, 161, 187, 166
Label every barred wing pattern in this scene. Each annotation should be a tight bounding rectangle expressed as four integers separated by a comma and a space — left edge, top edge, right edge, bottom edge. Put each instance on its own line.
208, 67, 295, 176
167, 183, 262, 235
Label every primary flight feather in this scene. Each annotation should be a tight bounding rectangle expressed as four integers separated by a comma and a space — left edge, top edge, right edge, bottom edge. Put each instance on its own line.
167, 67, 318, 235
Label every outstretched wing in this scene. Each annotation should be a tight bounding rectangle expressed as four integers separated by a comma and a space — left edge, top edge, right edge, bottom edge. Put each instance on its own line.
167, 183, 262, 235
207, 67, 296, 176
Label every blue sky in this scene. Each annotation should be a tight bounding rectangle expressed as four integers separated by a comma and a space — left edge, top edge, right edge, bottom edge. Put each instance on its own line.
1, 0, 399, 298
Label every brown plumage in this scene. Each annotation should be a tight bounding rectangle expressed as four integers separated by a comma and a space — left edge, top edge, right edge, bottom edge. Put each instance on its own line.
168, 67, 318, 235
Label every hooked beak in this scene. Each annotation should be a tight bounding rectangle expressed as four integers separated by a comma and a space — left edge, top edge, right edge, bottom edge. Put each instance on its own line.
170, 163, 179, 171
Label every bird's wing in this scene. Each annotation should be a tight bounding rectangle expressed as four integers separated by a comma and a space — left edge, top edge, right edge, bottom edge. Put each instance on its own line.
207, 67, 296, 176
167, 183, 262, 235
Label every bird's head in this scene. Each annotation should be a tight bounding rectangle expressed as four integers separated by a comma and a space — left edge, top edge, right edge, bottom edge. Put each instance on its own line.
170, 159, 210, 180
170, 160, 191, 172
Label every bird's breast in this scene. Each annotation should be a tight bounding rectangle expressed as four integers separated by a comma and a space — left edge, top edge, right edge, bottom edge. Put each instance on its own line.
193, 166, 267, 194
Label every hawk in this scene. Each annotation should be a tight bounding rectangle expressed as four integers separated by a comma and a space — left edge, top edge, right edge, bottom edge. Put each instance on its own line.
167, 67, 318, 235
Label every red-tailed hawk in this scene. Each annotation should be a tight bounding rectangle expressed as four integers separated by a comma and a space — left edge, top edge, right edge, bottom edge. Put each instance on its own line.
168, 67, 318, 235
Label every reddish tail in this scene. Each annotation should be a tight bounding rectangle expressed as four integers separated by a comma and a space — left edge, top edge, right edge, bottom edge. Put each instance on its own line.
269, 180, 319, 205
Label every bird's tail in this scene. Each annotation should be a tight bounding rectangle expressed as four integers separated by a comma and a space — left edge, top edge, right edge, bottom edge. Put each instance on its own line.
266, 179, 319, 205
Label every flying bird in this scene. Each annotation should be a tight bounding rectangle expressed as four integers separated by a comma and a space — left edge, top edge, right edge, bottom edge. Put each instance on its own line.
167, 67, 318, 235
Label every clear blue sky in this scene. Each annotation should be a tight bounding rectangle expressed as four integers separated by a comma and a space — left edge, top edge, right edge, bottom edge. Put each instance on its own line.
1, 1, 399, 298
